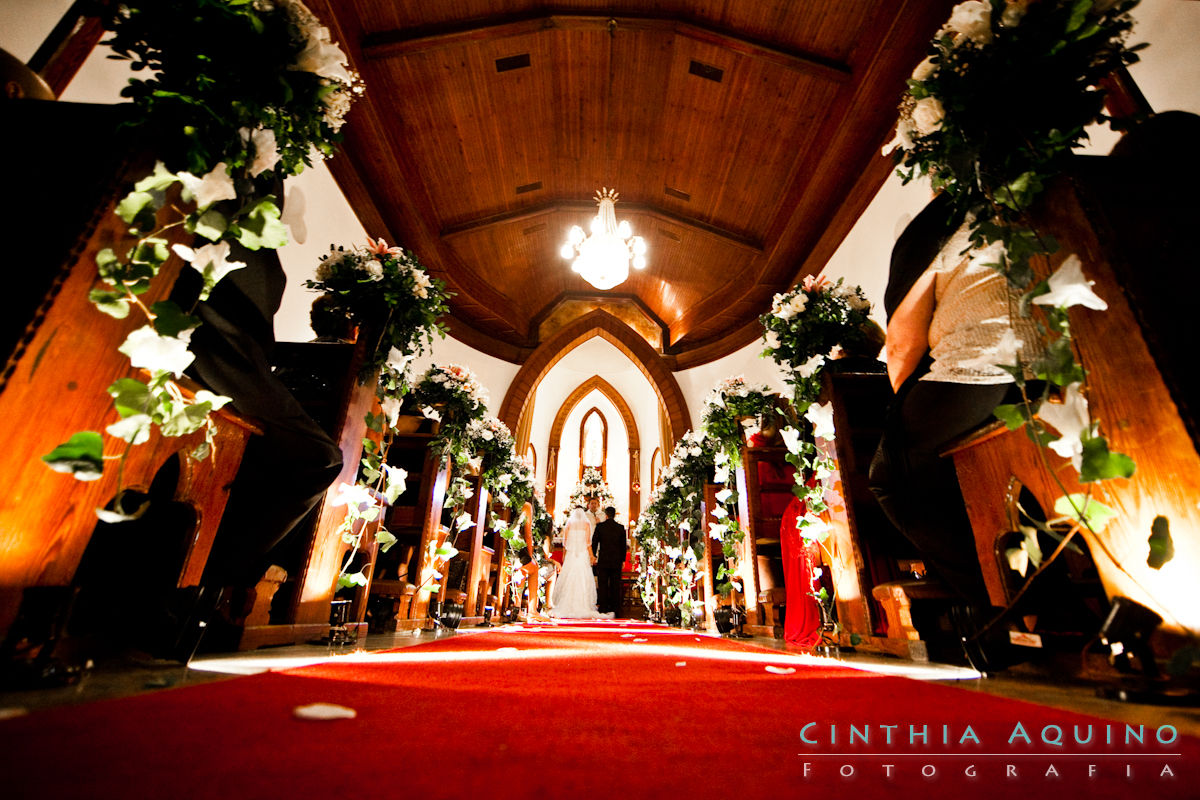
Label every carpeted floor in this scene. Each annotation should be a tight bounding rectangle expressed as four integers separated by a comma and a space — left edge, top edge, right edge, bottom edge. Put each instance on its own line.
0, 621, 1194, 798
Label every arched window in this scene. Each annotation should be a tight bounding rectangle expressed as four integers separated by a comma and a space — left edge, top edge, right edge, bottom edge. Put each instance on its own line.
650, 447, 662, 486
579, 407, 607, 479
525, 443, 537, 474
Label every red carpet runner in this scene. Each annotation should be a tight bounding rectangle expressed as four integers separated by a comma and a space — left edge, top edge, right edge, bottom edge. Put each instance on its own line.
0, 621, 1194, 798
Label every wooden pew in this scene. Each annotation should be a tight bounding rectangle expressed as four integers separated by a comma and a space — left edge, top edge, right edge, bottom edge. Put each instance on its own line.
944, 168, 1200, 637
0, 157, 256, 641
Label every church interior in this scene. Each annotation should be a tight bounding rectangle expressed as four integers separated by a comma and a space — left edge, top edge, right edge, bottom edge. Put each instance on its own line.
2, 1, 1200, 796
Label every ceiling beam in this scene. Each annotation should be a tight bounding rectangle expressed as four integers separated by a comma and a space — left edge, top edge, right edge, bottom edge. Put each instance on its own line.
362, 13, 851, 84
440, 200, 764, 254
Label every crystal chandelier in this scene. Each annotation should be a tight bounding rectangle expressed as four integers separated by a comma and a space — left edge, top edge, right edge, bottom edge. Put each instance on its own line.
560, 188, 647, 291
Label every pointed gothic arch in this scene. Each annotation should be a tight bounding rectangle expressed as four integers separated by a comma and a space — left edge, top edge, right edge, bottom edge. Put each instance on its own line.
544, 375, 642, 521
498, 310, 690, 453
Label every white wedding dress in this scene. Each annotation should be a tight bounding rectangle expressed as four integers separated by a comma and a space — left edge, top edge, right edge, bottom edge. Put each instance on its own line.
550, 508, 601, 618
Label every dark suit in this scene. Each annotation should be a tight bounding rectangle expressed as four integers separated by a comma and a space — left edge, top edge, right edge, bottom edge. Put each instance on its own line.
591, 519, 627, 614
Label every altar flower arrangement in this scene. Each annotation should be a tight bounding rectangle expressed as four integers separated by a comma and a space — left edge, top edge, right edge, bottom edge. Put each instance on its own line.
759, 275, 874, 407
305, 237, 449, 382
566, 466, 616, 513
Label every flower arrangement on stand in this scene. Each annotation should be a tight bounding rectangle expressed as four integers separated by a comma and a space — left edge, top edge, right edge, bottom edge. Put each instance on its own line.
42, 0, 363, 517
760, 275, 874, 405
305, 237, 449, 383
408, 364, 490, 458
883, 0, 1149, 590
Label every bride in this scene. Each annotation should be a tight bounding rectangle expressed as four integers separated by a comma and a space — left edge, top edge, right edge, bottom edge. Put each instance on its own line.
549, 507, 602, 618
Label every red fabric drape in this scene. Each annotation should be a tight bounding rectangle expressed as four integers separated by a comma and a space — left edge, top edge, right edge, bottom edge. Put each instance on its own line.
779, 495, 822, 648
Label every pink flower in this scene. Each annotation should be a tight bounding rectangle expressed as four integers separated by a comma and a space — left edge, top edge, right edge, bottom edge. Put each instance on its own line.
802, 274, 829, 292
366, 236, 401, 256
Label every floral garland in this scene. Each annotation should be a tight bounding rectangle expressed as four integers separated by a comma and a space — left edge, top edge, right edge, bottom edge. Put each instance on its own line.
884, 0, 1142, 563
42, 0, 362, 517
305, 238, 449, 382
631, 430, 717, 622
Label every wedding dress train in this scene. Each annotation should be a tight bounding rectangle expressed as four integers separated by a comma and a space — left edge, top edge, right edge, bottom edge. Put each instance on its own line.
549, 508, 601, 618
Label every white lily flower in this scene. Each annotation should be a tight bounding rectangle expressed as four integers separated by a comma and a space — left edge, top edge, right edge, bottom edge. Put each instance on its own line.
796, 353, 825, 379
798, 513, 831, 540
331, 482, 374, 509
780, 426, 803, 455
241, 127, 279, 178
715, 488, 733, 505
171, 240, 246, 297
193, 390, 231, 411
1039, 382, 1090, 470
119, 325, 195, 377
383, 464, 408, 496
711, 505, 728, 519
763, 330, 781, 350
805, 401, 837, 441
708, 522, 729, 540
412, 269, 432, 299
713, 464, 730, 484
1032, 254, 1108, 311
455, 512, 475, 532
380, 395, 401, 428
421, 406, 442, 421
106, 414, 152, 445
678, 520, 691, 534
177, 162, 236, 209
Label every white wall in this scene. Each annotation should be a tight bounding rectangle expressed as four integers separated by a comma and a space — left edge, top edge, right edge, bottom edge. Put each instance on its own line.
552, 389, 629, 523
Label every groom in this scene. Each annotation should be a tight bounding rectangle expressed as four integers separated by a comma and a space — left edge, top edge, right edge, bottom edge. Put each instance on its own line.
591, 507, 627, 619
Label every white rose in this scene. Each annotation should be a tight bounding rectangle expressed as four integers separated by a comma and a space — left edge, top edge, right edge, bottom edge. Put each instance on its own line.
882, 118, 916, 156
911, 96, 945, 136
1000, 0, 1030, 27
289, 19, 354, 84
365, 258, 384, 280
763, 330, 781, 350
945, 0, 993, 44
241, 127, 279, 178
412, 269, 432, 299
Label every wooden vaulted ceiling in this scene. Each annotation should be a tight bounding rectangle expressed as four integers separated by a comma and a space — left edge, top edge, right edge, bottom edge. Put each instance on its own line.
312, 1, 955, 368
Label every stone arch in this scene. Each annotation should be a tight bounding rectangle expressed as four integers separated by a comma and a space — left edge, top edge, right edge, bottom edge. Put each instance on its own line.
544, 375, 642, 519
499, 309, 690, 452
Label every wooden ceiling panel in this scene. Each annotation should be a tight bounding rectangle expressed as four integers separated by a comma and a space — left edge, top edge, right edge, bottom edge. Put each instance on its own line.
321, 1, 957, 364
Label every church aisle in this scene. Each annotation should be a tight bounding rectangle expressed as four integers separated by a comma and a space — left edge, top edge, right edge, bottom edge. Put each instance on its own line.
0, 621, 1195, 798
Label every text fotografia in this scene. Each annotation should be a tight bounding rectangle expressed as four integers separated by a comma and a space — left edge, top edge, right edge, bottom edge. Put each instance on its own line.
799, 722, 1179, 748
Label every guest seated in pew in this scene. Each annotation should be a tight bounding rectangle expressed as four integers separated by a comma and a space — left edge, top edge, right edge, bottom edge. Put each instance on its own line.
168, 235, 343, 653
867, 194, 1043, 647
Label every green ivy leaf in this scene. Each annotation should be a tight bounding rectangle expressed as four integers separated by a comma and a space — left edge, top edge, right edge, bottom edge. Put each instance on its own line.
42, 431, 105, 481
191, 208, 228, 242
1053, 494, 1118, 532
191, 441, 212, 461
1146, 515, 1174, 570
375, 529, 398, 553
993, 403, 1033, 431
133, 161, 179, 193
116, 190, 155, 225
1079, 435, 1135, 483
89, 289, 131, 319
234, 197, 287, 250
159, 404, 210, 437
1033, 338, 1086, 386
95, 248, 121, 283
338, 571, 369, 590
150, 301, 201, 338
108, 378, 154, 418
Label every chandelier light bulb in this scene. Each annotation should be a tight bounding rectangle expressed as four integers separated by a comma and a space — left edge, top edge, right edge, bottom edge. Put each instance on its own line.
559, 187, 648, 290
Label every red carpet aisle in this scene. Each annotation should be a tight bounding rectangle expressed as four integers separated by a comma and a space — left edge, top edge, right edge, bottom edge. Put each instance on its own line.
0, 622, 1194, 799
